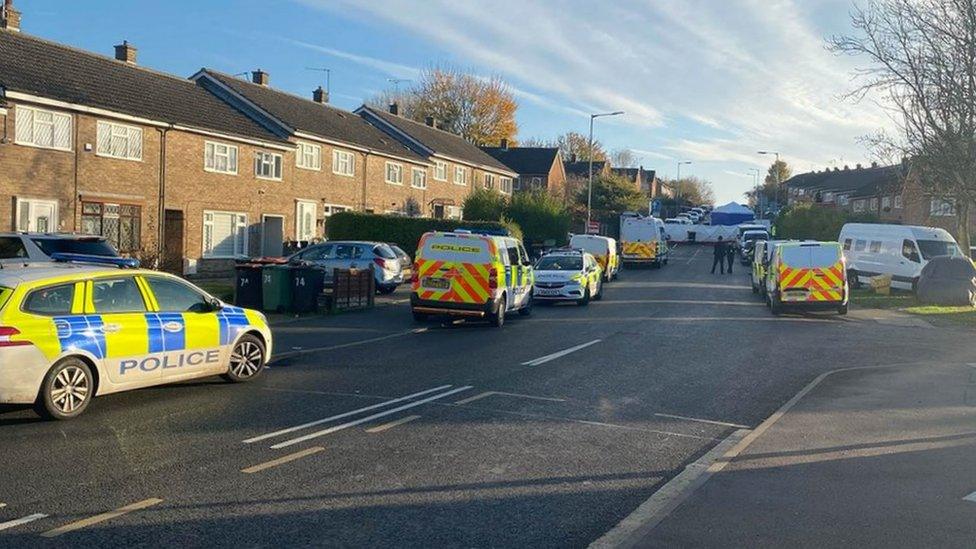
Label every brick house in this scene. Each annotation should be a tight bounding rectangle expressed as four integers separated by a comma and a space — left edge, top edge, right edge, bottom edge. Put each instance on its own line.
0, 22, 293, 276
191, 69, 433, 227
356, 105, 517, 218
480, 142, 566, 197
610, 166, 660, 197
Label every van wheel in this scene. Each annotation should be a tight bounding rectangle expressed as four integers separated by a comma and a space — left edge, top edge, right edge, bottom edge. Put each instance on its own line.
847, 270, 860, 290
770, 293, 783, 316
223, 334, 266, 383
490, 296, 506, 327
35, 357, 94, 420
577, 288, 591, 307
752, 283, 758, 294
838, 302, 849, 315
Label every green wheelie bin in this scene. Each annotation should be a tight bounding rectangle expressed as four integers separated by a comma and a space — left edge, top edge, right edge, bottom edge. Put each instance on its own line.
261, 265, 293, 313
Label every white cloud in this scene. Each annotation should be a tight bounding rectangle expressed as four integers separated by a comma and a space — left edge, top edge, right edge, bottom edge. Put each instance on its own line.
286, 39, 419, 80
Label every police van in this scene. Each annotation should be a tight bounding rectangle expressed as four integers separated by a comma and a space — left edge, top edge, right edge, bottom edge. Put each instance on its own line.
0, 256, 271, 419
619, 213, 669, 268
766, 241, 848, 315
411, 230, 533, 327
569, 234, 619, 281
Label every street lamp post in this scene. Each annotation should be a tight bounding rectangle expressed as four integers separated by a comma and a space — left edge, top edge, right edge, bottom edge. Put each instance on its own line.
587, 111, 625, 228
748, 168, 761, 214
757, 151, 781, 220
675, 161, 692, 211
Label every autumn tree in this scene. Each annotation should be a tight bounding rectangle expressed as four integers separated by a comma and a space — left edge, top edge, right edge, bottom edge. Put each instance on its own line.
610, 149, 638, 168
522, 132, 607, 162
668, 176, 716, 206
369, 66, 518, 146
830, 0, 976, 250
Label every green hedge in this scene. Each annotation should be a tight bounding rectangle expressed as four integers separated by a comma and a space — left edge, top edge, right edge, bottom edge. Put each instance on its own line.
326, 212, 520, 257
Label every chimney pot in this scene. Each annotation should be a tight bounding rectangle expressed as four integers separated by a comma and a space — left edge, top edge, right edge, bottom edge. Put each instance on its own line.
2, 0, 21, 32
389, 102, 399, 116
856, 163, 862, 170
312, 86, 328, 104
500, 138, 508, 150
114, 40, 137, 64
570, 153, 577, 163
843, 165, 849, 171
252, 69, 269, 86
425, 116, 435, 127
871, 161, 879, 168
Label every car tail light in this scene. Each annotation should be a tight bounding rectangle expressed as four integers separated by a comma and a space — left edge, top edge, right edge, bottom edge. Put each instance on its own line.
374, 258, 396, 271
488, 270, 499, 290
0, 326, 30, 347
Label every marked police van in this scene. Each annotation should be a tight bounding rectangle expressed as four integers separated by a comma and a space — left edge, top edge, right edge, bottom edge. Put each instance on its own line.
0, 256, 271, 419
411, 230, 533, 327
569, 234, 619, 281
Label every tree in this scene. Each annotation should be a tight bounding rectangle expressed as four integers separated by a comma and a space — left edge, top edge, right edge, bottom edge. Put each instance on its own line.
775, 204, 879, 241
523, 132, 607, 161
462, 188, 508, 222
610, 148, 637, 168
668, 176, 716, 206
506, 191, 572, 246
745, 160, 792, 211
829, 0, 976, 251
369, 66, 518, 146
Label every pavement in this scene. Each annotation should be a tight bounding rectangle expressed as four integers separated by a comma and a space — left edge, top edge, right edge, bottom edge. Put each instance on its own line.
0, 245, 972, 548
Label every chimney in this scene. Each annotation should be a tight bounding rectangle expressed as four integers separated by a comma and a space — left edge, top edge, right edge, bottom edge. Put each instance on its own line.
2, 0, 21, 32
114, 40, 137, 64
312, 86, 328, 104
251, 69, 269, 86
500, 138, 508, 150
570, 153, 577, 163
843, 164, 849, 171
389, 102, 399, 116
871, 161, 878, 168
425, 116, 435, 127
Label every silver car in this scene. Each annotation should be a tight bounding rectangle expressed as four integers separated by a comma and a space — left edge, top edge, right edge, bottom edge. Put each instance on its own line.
289, 241, 403, 294
0, 233, 125, 267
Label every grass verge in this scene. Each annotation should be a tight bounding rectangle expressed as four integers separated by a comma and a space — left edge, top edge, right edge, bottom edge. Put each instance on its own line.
851, 288, 976, 327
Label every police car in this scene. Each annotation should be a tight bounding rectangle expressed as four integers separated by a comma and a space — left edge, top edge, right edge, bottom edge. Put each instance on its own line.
533, 249, 603, 305
0, 256, 272, 420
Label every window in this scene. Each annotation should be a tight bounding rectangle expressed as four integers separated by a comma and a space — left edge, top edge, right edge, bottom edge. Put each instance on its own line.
96, 121, 142, 160
204, 141, 238, 174
514, 178, 522, 191
144, 276, 210, 313
902, 239, 921, 263
434, 161, 448, 181
881, 196, 891, 210
930, 198, 956, 217
81, 202, 141, 253
296, 142, 322, 170
500, 177, 513, 194
869, 240, 882, 253
297, 244, 334, 261
852, 200, 865, 213
869, 197, 878, 210
894, 195, 903, 209
385, 162, 403, 185
854, 239, 867, 252
0, 237, 28, 259
839, 195, 850, 206
15, 105, 71, 151
531, 176, 543, 189
323, 204, 350, 217
203, 211, 247, 258
843, 238, 852, 251
412, 168, 427, 189
23, 284, 75, 315
332, 149, 355, 176
296, 201, 317, 241
454, 166, 468, 186
446, 205, 463, 219
484, 173, 495, 190
254, 152, 282, 180
91, 277, 147, 313
334, 244, 364, 260
823, 192, 834, 203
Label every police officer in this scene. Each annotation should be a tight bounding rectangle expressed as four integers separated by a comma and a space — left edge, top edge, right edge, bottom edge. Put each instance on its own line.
726, 239, 737, 274
711, 236, 726, 274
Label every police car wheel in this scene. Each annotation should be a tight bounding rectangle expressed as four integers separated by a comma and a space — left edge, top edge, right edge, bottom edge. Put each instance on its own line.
593, 281, 603, 301
490, 297, 506, 328
35, 358, 94, 420
577, 288, 590, 307
224, 335, 266, 383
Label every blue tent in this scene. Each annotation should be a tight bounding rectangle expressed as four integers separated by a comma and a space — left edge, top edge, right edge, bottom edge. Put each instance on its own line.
710, 202, 755, 226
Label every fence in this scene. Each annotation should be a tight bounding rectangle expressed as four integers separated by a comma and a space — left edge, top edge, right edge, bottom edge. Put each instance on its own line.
328, 267, 375, 313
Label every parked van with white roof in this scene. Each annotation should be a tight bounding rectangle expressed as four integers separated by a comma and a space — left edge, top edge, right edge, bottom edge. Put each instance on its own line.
839, 223, 964, 291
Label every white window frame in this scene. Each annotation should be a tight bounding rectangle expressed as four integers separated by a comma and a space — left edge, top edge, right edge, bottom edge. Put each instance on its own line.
930, 198, 956, 217
483, 173, 495, 190
296, 200, 318, 241
411, 167, 427, 189
531, 176, 543, 188
15, 198, 59, 232
204, 141, 239, 175
96, 120, 143, 161
454, 166, 468, 186
323, 204, 352, 217
254, 151, 283, 180
15, 105, 72, 151
500, 176, 513, 194
881, 196, 891, 210
894, 195, 903, 209
332, 149, 355, 177
202, 210, 248, 258
385, 161, 404, 185
869, 197, 879, 210
434, 161, 448, 181
296, 141, 322, 171
852, 200, 865, 213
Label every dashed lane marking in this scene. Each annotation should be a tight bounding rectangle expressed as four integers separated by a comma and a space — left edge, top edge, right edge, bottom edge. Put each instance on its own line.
241, 447, 325, 474
522, 339, 602, 366
0, 513, 48, 532
243, 385, 452, 444
964, 491, 976, 503
654, 413, 752, 430
454, 391, 567, 405
365, 415, 422, 433
271, 386, 473, 449
41, 499, 163, 538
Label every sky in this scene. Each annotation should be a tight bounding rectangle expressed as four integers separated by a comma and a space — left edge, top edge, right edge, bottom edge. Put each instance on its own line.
17, 0, 894, 204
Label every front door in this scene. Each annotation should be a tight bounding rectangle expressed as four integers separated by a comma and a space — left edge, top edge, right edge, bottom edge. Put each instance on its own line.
162, 209, 184, 274
261, 215, 284, 257
17, 198, 59, 232
296, 201, 317, 243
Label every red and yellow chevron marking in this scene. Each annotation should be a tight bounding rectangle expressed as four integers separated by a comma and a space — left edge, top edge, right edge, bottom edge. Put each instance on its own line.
622, 241, 657, 259
414, 259, 493, 304
778, 261, 845, 301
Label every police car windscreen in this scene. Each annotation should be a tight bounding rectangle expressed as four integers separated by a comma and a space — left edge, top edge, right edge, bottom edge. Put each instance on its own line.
422, 237, 491, 262
537, 256, 583, 270
782, 246, 840, 268
917, 240, 962, 260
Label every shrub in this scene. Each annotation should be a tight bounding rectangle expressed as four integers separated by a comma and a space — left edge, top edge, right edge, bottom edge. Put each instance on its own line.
326, 212, 520, 257
774, 204, 880, 241
506, 191, 572, 246
462, 188, 508, 222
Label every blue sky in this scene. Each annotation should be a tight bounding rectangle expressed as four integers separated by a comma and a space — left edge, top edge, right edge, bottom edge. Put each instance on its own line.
18, 0, 891, 203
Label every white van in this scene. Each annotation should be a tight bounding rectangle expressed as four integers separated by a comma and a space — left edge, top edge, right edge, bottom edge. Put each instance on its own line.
839, 223, 964, 290
569, 234, 619, 281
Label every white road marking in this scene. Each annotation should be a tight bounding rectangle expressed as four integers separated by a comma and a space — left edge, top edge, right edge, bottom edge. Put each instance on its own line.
686, 247, 702, 264
365, 415, 422, 433
42, 498, 163, 538
454, 391, 566, 405
272, 329, 422, 360
594, 300, 763, 307
655, 413, 752, 429
272, 386, 472, 449
0, 513, 48, 532
522, 339, 603, 366
243, 385, 452, 444
964, 491, 976, 503
241, 447, 325, 474
967, 363, 976, 370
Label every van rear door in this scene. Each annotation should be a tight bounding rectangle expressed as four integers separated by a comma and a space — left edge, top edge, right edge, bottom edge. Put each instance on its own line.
778, 244, 845, 302
415, 235, 494, 305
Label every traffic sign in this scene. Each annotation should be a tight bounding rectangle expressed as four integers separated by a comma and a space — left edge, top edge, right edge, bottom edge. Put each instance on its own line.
587, 221, 600, 234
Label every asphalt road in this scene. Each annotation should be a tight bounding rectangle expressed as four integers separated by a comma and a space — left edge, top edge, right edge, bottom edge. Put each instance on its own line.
0, 245, 970, 548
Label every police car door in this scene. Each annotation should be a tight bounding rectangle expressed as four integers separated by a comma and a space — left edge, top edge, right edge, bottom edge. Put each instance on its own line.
141, 275, 223, 382
87, 275, 159, 389
516, 242, 533, 307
